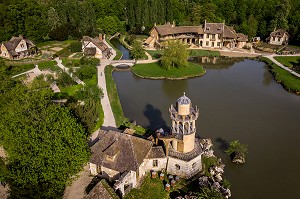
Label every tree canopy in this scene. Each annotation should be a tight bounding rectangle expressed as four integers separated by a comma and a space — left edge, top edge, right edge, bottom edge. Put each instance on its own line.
0, 84, 89, 198
161, 40, 189, 70
1, 0, 300, 44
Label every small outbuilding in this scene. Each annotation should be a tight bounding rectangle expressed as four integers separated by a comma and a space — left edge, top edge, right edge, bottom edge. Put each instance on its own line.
268, 29, 289, 45
0, 35, 38, 60
82, 34, 112, 59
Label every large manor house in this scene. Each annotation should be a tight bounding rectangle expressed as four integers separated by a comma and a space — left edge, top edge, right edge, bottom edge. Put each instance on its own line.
145, 21, 248, 49
88, 94, 213, 196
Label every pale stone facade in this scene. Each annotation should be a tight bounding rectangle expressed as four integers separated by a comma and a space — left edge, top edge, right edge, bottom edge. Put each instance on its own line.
145, 21, 248, 49
0, 35, 37, 59
268, 29, 289, 45
82, 35, 112, 59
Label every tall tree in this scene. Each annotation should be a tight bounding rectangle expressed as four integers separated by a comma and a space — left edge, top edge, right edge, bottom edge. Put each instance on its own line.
161, 40, 189, 70
0, 85, 89, 198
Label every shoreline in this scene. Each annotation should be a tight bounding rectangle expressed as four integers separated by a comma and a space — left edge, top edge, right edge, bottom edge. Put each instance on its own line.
131, 69, 206, 80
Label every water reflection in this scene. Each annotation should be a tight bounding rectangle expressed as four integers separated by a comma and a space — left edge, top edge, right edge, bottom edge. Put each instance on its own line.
263, 65, 273, 86
190, 56, 244, 69
161, 80, 188, 98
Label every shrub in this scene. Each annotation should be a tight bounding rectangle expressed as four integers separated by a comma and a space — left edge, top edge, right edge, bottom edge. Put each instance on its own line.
69, 41, 82, 53
76, 65, 97, 80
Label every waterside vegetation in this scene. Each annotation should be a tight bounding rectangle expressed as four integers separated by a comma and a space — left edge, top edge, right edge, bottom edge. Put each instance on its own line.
261, 57, 300, 94
104, 65, 126, 127
132, 62, 205, 80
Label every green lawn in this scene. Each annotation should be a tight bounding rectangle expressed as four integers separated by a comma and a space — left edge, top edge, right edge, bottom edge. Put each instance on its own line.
105, 65, 125, 127
60, 84, 83, 96
62, 58, 81, 68
124, 174, 169, 199
261, 57, 300, 94
106, 39, 123, 60
38, 60, 61, 72
125, 173, 199, 199
189, 49, 221, 57
146, 50, 163, 59
274, 56, 300, 68
132, 62, 206, 79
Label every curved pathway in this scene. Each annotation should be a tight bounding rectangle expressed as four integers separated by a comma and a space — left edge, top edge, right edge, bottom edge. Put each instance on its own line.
97, 59, 116, 128
263, 54, 300, 78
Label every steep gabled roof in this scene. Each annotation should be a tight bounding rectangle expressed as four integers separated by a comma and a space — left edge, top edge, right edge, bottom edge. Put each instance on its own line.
270, 29, 289, 38
90, 130, 153, 173
1, 35, 35, 57
82, 36, 108, 52
223, 26, 237, 39
204, 23, 224, 34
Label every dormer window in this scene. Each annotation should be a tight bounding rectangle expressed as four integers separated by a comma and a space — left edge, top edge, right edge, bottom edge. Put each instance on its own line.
217, 27, 221, 31
206, 27, 210, 30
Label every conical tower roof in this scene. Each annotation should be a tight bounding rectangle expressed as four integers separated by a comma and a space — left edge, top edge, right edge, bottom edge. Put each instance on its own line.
177, 92, 191, 105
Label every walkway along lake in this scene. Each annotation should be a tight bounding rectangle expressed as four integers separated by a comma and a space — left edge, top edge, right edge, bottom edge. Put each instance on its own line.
111, 40, 300, 198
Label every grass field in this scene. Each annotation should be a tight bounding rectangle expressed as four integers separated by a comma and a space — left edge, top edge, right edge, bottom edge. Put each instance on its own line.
189, 49, 221, 57
261, 57, 300, 94
38, 60, 61, 72
132, 62, 206, 79
274, 56, 300, 68
104, 65, 125, 127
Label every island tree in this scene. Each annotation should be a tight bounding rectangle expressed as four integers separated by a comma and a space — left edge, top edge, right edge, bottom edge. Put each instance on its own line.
225, 140, 248, 164
0, 85, 89, 198
161, 40, 189, 70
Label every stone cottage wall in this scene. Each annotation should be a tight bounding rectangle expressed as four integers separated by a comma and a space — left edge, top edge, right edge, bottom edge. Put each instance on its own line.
167, 154, 202, 179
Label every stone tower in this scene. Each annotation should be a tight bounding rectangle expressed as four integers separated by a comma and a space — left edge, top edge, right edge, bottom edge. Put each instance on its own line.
169, 92, 199, 153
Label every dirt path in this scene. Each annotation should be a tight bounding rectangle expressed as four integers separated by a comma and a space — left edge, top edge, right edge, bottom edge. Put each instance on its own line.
63, 165, 93, 199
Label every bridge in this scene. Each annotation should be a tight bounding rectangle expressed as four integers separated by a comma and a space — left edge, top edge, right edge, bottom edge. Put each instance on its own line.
110, 60, 136, 67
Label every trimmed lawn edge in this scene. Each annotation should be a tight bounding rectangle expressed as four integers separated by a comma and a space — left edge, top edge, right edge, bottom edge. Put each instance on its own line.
131, 62, 206, 80
260, 57, 300, 95
104, 65, 126, 127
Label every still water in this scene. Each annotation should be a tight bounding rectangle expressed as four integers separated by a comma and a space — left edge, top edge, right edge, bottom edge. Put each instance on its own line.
113, 57, 300, 199
110, 38, 131, 60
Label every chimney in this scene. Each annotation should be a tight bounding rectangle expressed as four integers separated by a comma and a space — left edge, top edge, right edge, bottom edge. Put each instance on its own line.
154, 23, 156, 27
204, 20, 207, 30
99, 34, 103, 41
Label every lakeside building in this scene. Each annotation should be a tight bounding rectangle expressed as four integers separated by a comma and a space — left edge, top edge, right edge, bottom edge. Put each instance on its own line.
82, 34, 112, 59
144, 21, 248, 49
267, 29, 289, 45
89, 94, 210, 196
0, 35, 38, 60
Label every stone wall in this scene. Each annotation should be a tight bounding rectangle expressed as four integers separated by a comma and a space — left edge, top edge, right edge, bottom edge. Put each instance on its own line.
139, 157, 168, 177
167, 154, 202, 179
15, 39, 28, 53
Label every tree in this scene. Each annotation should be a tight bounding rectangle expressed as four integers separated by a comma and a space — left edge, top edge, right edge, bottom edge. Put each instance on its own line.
160, 40, 189, 70
225, 140, 248, 164
0, 85, 89, 198
130, 40, 146, 60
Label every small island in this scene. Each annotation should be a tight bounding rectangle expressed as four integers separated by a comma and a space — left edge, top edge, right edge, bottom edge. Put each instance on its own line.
132, 62, 206, 80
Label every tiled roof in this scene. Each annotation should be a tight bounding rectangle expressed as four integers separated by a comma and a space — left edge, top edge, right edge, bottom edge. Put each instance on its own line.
1, 35, 35, 57
204, 23, 224, 34
145, 146, 166, 159
270, 29, 289, 38
154, 24, 204, 36
84, 180, 113, 199
236, 33, 248, 42
90, 130, 153, 173
82, 36, 108, 52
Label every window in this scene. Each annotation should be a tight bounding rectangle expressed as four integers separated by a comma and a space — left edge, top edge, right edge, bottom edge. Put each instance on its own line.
192, 163, 196, 168
175, 164, 180, 170
153, 160, 158, 167
212, 34, 215, 39
211, 42, 214, 47
20, 44, 24, 48
217, 42, 220, 47
206, 34, 209, 38
206, 41, 209, 46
